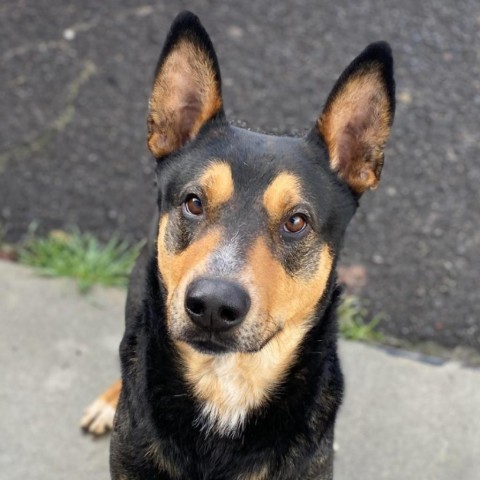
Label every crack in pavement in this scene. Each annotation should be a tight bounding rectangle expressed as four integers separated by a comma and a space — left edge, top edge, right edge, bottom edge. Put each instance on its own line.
0, 60, 97, 173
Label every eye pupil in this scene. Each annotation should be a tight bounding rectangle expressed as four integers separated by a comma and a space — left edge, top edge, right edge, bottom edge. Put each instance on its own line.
185, 195, 203, 215
284, 214, 307, 233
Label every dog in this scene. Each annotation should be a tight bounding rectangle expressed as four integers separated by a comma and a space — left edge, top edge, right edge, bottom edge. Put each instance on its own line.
81, 11, 395, 479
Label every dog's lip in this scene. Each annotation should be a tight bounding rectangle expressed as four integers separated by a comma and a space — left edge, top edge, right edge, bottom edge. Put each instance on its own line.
186, 337, 233, 355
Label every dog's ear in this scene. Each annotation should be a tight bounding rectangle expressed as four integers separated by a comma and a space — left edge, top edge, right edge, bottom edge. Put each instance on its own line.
312, 42, 395, 195
147, 11, 224, 158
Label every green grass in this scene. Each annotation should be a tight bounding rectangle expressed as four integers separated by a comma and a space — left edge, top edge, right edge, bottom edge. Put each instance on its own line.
338, 295, 384, 342
19, 229, 143, 293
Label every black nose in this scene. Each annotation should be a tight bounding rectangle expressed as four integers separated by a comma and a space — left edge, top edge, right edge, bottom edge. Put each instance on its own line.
185, 278, 250, 332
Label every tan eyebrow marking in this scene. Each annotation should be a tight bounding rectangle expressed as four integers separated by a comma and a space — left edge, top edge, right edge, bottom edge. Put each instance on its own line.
199, 161, 234, 208
262, 172, 303, 222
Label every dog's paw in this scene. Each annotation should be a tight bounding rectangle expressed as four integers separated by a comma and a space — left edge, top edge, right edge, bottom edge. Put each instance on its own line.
80, 379, 121, 436
81, 398, 116, 435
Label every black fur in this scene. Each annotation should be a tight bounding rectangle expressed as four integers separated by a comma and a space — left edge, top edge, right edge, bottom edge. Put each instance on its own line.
110, 11, 395, 480
112, 246, 342, 479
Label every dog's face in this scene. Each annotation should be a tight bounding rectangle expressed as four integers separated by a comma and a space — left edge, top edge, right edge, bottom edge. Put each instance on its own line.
148, 13, 395, 357
156, 128, 357, 355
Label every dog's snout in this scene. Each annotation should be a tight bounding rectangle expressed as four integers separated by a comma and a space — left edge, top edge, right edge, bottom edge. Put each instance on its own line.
185, 278, 250, 332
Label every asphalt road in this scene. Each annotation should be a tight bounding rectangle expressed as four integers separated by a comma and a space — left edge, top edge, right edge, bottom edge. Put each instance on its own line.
1, 0, 479, 351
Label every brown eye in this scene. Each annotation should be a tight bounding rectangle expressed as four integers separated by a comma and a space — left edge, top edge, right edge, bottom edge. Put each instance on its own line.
284, 214, 307, 234
184, 195, 203, 216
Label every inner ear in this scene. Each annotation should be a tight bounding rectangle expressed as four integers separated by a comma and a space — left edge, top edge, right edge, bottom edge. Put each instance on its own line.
147, 12, 224, 159
315, 42, 395, 195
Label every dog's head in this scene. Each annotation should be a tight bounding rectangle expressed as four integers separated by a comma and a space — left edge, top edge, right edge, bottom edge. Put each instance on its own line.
148, 12, 395, 357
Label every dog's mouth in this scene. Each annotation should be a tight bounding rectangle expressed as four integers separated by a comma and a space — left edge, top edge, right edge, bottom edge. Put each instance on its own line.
181, 328, 241, 354
179, 323, 282, 356
187, 338, 231, 355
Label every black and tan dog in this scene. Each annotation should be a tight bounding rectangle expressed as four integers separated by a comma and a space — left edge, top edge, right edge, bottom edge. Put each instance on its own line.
81, 11, 395, 479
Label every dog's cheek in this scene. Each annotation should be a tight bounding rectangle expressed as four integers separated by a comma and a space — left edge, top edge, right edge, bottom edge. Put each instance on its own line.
247, 236, 333, 329
282, 235, 324, 278
157, 213, 182, 296
157, 212, 197, 293
278, 244, 333, 326
158, 213, 222, 303
165, 210, 195, 254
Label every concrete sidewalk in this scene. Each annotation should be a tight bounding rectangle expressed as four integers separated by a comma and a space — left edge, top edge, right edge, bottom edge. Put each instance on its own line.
1, 260, 479, 479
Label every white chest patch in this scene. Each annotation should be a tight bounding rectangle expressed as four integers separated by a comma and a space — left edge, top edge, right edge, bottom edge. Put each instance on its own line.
179, 323, 308, 438
194, 355, 261, 437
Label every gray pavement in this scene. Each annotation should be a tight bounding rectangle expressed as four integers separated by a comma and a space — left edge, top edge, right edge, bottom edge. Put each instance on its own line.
1, 259, 479, 479
0, 0, 479, 352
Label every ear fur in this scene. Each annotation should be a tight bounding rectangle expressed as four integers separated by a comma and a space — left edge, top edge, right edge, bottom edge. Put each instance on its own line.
147, 11, 224, 158
314, 42, 395, 195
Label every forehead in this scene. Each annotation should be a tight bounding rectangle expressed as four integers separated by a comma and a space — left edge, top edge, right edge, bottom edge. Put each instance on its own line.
160, 126, 337, 203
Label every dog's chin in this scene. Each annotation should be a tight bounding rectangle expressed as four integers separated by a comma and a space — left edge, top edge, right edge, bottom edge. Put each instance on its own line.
187, 338, 232, 355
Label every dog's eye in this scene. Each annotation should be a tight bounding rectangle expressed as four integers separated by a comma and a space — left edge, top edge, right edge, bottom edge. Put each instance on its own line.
184, 195, 204, 216
283, 214, 307, 234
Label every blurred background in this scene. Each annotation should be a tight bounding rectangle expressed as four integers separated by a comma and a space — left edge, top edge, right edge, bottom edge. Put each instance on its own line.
1, 0, 479, 357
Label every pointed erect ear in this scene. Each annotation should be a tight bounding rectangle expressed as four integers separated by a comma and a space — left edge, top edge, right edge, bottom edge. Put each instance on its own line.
147, 12, 224, 158
313, 42, 395, 195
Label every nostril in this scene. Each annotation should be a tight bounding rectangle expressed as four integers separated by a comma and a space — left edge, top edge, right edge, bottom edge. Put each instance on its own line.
219, 306, 239, 323
186, 297, 205, 316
